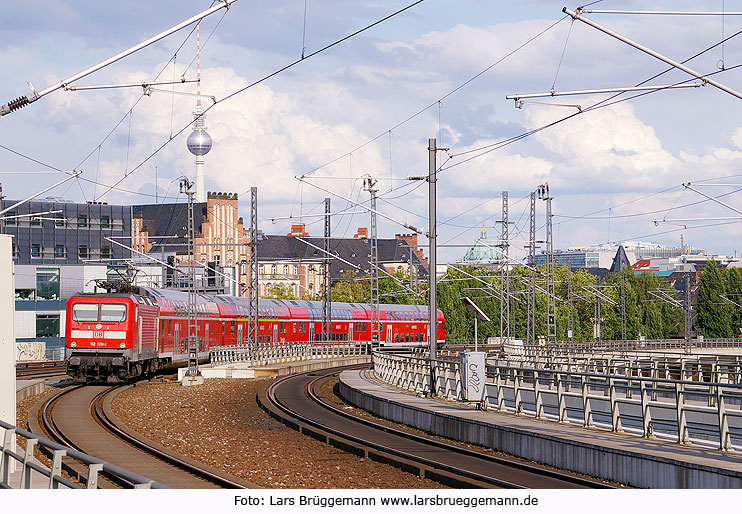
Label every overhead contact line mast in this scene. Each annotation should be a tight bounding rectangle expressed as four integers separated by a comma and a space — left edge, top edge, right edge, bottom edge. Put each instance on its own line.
1, 1, 238, 116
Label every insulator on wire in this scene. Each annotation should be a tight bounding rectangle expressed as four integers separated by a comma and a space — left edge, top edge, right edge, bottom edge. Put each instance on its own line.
1, 95, 30, 115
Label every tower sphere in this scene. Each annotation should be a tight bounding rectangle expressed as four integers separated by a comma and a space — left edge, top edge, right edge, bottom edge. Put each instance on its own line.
187, 129, 212, 156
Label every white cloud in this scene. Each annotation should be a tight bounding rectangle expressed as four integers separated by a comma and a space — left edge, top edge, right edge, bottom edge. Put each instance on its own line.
523, 100, 679, 191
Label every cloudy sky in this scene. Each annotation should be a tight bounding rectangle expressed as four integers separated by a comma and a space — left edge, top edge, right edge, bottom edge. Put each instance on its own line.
2, 0, 742, 262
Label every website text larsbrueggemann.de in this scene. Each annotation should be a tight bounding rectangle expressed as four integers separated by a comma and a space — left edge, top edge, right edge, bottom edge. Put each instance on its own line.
235, 494, 539, 509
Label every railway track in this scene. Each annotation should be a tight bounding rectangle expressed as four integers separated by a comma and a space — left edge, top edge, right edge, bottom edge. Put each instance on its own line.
37, 384, 250, 489
16, 360, 67, 379
258, 365, 615, 489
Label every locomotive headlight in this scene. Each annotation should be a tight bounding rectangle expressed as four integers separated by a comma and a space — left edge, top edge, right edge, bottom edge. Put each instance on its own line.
70, 342, 77, 348
119, 342, 126, 348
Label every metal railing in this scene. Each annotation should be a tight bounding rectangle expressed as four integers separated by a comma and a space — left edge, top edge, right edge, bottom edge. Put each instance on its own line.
444, 338, 742, 353
372, 351, 462, 398
492, 353, 742, 385
209, 341, 370, 366
0, 420, 166, 489
371, 351, 742, 451
521, 340, 742, 356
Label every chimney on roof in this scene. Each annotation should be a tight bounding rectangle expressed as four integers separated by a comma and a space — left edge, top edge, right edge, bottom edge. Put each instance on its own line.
288, 224, 309, 237
354, 227, 368, 240
396, 233, 428, 266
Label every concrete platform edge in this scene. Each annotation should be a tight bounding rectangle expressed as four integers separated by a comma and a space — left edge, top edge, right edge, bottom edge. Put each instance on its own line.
178, 356, 370, 381
338, 370, 742, 489
16, 380, 45, 403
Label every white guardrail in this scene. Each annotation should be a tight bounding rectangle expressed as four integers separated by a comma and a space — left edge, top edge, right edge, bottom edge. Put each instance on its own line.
209, 342, 370, 367
372, 350, 742, 451
445, 338, 742, 355
0, 420, 166, 489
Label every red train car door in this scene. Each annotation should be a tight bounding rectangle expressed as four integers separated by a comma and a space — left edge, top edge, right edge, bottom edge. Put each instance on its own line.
386, 324, 392, 344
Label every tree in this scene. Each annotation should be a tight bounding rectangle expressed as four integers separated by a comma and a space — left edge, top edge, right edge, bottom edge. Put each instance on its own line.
331, 270, 370, 303
697, 260, 732, 337
723, 267, 742, 337
263, 283, 298, 300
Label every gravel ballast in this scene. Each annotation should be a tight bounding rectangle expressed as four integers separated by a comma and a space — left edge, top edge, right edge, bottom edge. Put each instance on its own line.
112, 378, 446, 489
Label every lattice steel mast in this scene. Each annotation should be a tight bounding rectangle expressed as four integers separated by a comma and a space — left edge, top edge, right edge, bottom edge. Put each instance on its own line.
364, 177, 380, 344
621, 270, 627, 341
180, 178, 200, 378
499, 191, 510, 342
568, 270, 574, 340
322, 198, 331, 344
684, 271, 693, 347
248, 187, 258, 348
539, 184, 556, 344
527, 191, 536, 345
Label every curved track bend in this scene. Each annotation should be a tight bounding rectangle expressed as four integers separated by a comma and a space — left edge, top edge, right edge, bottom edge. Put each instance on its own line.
40, 384, 248, 489
259, 365, 614, 489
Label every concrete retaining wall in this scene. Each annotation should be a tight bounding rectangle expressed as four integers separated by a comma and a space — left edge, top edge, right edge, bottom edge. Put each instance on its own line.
16, 380, 46, 402
178, 356, 371, 381
339, 372, 742, 488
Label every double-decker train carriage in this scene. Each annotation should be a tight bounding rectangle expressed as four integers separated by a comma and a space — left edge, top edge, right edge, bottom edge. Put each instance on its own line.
65, 286, 446, 382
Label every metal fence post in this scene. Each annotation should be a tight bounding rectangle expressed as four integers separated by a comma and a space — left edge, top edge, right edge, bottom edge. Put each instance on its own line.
86, 462, 104, 489
496, 366, 505, 411
20, 438, 38, 488
610, 378, 623, 432
640, 381, 652, 438
717, 386, 731, 451
1, 427, 13, 486
557, 373, 566, 422
514, 369, 522, 415
675, 382, 688, 444
534, 370, 543, 418
49, 449, 66, 489
582, 376, 593, 427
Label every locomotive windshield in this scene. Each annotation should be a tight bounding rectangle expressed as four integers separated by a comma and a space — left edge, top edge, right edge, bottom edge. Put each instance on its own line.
101, 304, 127, 322
72, 304, 98, 322
72, 303, 127, 322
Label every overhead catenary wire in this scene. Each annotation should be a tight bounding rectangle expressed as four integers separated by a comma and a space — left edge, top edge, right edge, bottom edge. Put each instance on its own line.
86, 1, 425, 209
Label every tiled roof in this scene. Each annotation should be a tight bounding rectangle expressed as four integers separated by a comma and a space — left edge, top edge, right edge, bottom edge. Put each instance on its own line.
256, 235, 428, 280
133, 202, 208, 254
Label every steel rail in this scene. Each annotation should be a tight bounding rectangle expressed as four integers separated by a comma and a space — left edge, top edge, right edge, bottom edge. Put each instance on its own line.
260, 366, 610, 488
307, 372, 611, 489
41, 385, 137, 488
41, 384, 245, 489
90, 386, 247, 489
16, 361, 67, 379
260, 368, 508, 488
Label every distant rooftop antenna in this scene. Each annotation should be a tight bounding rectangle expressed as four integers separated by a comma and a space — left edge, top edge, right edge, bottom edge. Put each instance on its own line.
186, 20, 212, 203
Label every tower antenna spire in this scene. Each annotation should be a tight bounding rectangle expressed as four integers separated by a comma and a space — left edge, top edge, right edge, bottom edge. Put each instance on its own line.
196, 20, 202, 113
186, 19, 212, 202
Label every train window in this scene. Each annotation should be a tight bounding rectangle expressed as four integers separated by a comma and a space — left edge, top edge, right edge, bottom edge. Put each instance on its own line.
280, 321, 284, 333
100, 304, 127, 323
230, 321, 235, 334
72, 303, 99, 322
222, 321, 226, 334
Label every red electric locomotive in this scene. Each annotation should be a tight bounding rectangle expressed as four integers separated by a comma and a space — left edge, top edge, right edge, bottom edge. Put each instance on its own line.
65, 286, 445, 382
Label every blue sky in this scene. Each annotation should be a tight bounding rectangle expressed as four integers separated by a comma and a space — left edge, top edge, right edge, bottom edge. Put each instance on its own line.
2, 1, 742, 262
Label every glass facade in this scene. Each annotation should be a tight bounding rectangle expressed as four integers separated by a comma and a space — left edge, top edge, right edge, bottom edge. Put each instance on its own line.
15, 289, 35, 301
36, 314, 60, 338
36, 268, 60, 300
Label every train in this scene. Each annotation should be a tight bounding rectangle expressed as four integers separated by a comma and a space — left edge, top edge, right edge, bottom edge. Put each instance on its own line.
65, 286, 446, 382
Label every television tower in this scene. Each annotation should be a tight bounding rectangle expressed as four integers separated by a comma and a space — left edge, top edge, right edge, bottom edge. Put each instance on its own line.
186, 21, 212, 203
